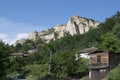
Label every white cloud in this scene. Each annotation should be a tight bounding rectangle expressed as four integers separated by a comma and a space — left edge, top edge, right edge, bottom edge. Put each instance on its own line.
0, 34, 7, 40
15, 33, 29, 40
0, 34, 10, 43
0, 33, 29, 45
0, 17, 50, 45
9, 33, 29, 45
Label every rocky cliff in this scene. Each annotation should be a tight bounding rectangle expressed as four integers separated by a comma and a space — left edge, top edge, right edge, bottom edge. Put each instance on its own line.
28, 16, 99, 43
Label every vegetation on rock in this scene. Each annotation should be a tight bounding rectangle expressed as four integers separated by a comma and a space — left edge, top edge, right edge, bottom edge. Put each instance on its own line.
1, 11, 120, 80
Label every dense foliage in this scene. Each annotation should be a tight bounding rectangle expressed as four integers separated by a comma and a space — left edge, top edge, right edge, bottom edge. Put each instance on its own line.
51, 51, 88, 79
105, 64, 120, 80
0, 41, 11, 79
1, 11, 120, 80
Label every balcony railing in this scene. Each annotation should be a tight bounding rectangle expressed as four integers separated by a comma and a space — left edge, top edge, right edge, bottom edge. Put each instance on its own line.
89, 63, 109, 69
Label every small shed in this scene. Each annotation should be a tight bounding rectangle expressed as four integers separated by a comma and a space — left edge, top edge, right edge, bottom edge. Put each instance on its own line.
77, 47, 120, 80
88, 50, 120, 80
88, 50, 109, 80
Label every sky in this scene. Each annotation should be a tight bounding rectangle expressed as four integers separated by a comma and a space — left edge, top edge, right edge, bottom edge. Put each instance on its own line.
0, 0, 120, 45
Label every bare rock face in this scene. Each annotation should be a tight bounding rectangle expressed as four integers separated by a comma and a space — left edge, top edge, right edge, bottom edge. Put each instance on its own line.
28, 28, 55, 43
13, 39, 26, 46
54, 24, 66, 38
28, 16, 99, 43
66, 16, 99, 35
28, 31, 38, 41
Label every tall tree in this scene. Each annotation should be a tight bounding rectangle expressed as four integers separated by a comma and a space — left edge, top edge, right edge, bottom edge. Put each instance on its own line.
51, 51, 88, 79
112, 23, 120, 38
0, 41, 10, 78
98, 33, 120, 53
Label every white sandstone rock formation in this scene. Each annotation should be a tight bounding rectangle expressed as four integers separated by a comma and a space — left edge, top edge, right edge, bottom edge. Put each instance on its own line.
15, 16, 99, 45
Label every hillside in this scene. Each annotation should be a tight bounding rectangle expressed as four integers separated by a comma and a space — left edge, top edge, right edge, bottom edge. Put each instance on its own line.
1, 11, 120, 80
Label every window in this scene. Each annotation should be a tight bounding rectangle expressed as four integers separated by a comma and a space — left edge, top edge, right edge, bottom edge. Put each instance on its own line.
97, 55, 101, 63
100, 69, 106, 72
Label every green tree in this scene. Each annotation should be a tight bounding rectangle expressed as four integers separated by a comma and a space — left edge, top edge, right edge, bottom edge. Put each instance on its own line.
105, 64, 120, 80
103, 18, 115, 31
113, 11, 120, 23
51, 51, 88, 79
98, 33, 120, 53
25, 64, 49, 80
112, 23, 120, 38
0, 41, 10, 78
9, 57, 25, 72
